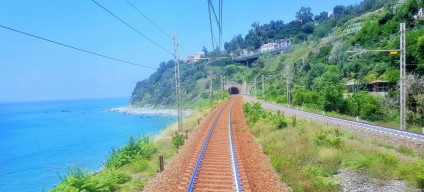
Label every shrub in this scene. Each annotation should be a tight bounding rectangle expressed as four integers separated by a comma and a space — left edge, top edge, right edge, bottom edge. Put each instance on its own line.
242, 102, 269, 124
51, 166, 131, 192
313, 133, 344, 148
272, 115, 288, 129
172, 133, 185, 149
304, 167, 339, 190
292, 116, 297, 127
104, 135, 157, 168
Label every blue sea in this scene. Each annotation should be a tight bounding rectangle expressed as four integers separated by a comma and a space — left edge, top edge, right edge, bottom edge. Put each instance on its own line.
0, 98, 176, 192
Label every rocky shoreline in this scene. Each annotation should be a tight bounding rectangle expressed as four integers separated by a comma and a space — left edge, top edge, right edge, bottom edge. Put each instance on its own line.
110, 106, 192, 117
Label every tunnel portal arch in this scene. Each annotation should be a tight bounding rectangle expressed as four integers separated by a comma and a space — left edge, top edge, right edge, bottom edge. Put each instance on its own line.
228, 87, 239, 95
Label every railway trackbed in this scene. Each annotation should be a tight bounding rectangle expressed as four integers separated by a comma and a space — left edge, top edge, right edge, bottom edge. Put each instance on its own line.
143, 95, 287, 192
180, 97, 248, 191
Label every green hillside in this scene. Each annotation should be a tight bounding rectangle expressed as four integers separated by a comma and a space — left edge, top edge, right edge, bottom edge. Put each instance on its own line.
130, 0, 424, 130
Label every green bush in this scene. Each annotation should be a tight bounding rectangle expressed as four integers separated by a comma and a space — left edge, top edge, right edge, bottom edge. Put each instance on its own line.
104, 135, 157, 168
51, 166, 131, 192
304, 167, 339, 190
272, 114, 288, 129
242, 102, 269, 124
313, 133, 344, 148
172, 133, 185, 149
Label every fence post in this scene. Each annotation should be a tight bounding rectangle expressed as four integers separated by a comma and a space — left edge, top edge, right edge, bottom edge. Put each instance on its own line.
185, 130, 188, 140
159, 155, 164, 172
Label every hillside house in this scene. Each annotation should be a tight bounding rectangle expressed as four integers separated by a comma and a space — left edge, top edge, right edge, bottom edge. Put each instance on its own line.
260, 43, 277, 53
276, 38, 292, 48
346, 80, 394, 96
194, 52, 205, 62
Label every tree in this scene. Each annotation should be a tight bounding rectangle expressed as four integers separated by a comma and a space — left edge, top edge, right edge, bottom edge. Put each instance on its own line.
314, 66, 345, 111
302, 22, 315, 34
333, 5, 345, 16
347, 91, 367, 117
314, 11, 329, 21
202, 46, 209, 56
296, 7, 314, 23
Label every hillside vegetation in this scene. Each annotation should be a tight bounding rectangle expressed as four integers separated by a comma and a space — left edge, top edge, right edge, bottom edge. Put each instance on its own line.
130, 0, 424, 130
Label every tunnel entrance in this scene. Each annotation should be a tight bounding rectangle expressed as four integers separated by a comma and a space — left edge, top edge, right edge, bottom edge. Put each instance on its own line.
228, 87, 239, 95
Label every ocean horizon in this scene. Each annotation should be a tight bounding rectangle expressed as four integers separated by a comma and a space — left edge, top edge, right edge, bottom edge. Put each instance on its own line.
0, 97, 176, 192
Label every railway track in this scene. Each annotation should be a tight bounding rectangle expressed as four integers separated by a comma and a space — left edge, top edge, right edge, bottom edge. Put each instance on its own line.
178, 97, 250, 191
247, 96, 424, 142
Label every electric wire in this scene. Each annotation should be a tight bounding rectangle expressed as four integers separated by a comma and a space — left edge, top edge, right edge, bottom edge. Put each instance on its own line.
124, 0, 191, 56
90, 0, 173, 55
207, 0, 216, 51
124, 0, 172, 40
0, 24, 156, 69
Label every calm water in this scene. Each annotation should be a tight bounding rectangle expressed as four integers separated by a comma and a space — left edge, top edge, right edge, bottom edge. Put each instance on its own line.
0, 98, 176, 192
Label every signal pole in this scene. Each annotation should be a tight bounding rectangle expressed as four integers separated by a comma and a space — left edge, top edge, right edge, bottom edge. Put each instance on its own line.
209, 67, 213, 107
346, 23, 406, 130
400, 23, 406, 130
261, 75, 264, 100
173, 31, 182, 133
286, 65, 291, 107
220, 75, 224, 91
254, 78, 257, 97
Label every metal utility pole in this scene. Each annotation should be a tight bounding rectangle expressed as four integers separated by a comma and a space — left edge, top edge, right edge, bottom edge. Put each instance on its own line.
400, 23, 406, 130
208, 67, 213, 107
261, 75, 264, 100
286, 65, 291, 107
346, 23, 406, 130
220, 75, 223, 90
254, 78, 257, 97
173, 31, 182, 133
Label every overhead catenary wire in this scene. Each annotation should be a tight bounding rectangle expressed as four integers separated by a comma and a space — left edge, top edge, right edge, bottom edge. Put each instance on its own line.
0, 24, 156, 69
207, 0, 216, 51
124, 0, 172, 39
90, 0, 173, 55
124, 0, 191, 56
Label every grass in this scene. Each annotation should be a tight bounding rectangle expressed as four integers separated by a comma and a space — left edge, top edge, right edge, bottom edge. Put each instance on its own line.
49, 94, 230, 191
244, 102, 424, 192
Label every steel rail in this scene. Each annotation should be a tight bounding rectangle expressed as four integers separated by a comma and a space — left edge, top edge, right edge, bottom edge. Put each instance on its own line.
228, 102, 243, 192
186, 100, 232, 192
250, 97, 424, 142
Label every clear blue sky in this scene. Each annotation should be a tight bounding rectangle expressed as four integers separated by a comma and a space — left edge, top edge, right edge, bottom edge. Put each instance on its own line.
0, 0, 363, 102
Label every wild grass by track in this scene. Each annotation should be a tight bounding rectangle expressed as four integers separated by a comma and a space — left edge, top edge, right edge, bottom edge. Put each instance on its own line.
243, 102, 424, 192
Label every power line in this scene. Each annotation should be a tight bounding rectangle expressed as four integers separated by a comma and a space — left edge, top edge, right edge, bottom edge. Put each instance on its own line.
207, 0, 216, 51
124, 0, 172, 40
0, 24, 156, 69
124, 0, 191, 56
90, 0, 173, 55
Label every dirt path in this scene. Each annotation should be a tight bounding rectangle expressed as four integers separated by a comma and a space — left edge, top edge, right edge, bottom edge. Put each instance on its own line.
142, 95, 288, 191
